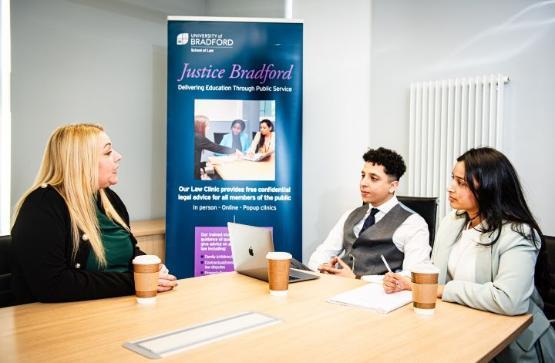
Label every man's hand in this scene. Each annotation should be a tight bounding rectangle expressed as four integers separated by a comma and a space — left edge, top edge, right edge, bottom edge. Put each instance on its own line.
318, 257, 356, 279
317, 256, 338, 274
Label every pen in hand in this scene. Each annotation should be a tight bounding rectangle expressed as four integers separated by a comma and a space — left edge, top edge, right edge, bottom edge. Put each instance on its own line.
381, 254, 392, 273
381, 254, 401, 290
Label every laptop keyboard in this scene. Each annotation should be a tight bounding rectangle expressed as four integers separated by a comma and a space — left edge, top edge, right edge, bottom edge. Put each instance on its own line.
290, 258, 312, 271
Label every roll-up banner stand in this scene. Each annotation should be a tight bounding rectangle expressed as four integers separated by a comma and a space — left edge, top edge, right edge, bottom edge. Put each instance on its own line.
166, 17, 303, 278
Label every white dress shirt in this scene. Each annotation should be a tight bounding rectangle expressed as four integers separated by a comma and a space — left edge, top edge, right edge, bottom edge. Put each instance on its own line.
447, 223, 482, 282
307, 196, 431, 279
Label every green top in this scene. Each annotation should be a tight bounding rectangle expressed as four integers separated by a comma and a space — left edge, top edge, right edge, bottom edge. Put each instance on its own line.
86, 206, 133, 272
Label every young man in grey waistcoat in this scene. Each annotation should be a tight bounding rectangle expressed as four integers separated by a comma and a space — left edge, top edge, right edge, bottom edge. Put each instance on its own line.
308, 147, 431, 280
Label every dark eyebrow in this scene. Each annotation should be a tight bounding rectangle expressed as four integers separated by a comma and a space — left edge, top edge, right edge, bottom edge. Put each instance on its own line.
103, 142, 112, 149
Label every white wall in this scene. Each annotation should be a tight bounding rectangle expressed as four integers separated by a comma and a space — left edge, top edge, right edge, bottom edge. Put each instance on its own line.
370, 0, 555, 235
293, 0, 372, 262
11, 0, 205, 221
16, 0, 551, 257
196, 100, 244, 121
9, 0, 289, 224
0, 0, 10, 235
205, 0, 285, 18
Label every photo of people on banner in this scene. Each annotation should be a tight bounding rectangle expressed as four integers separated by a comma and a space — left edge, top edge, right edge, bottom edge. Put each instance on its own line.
193, 99, 276, 181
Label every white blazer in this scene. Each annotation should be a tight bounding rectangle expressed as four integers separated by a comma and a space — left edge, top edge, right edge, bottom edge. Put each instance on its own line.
432, 211, 555, 362
247, 131, 275, 155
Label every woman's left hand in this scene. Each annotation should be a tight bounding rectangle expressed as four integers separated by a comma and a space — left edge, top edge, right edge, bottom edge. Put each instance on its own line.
158, 264, 178, 292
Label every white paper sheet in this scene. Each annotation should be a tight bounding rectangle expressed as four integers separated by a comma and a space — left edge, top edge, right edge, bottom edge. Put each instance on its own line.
327, 283, 412, 314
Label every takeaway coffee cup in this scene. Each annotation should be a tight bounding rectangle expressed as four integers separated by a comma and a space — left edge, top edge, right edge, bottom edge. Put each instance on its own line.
266, 252, 292, 296
411, 264, 440, 316
132, 255, 161, 304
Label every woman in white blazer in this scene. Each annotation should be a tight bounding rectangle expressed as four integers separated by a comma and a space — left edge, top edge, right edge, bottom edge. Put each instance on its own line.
384, 147, 555, 362
246, 119, 275, 159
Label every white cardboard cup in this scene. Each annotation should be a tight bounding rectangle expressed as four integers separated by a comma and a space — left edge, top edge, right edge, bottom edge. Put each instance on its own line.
411, 263, 440, 316
266, 252, 291, 296
133, 255, 161, 304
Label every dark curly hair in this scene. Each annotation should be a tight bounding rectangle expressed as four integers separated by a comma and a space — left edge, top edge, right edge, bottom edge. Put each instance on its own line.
362, 147, 406, 181
230, 119, 246, 131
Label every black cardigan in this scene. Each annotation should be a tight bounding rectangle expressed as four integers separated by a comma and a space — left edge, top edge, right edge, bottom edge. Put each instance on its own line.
11, 185, 144, 304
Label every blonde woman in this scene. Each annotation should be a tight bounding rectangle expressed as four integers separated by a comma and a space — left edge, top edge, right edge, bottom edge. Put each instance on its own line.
11, 124, 177, 303
194, 115, 241, 179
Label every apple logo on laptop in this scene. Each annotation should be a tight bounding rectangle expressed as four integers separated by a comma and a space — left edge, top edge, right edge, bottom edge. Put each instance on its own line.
248, 246, 254, 256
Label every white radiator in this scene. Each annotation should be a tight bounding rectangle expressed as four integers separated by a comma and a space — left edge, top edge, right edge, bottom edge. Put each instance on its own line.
408, 74, 509, 220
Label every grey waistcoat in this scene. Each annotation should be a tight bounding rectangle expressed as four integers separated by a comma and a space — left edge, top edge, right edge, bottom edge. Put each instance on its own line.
342, 203, 413, 275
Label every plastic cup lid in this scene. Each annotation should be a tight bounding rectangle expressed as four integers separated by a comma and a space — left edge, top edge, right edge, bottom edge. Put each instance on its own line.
411, 263, 440, 274
132, 255, 161, 264
266, 252, 292, 260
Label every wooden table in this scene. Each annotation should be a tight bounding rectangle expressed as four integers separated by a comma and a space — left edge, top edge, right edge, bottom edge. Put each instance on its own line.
0, 272, 531, 362
209, 156, 275, 180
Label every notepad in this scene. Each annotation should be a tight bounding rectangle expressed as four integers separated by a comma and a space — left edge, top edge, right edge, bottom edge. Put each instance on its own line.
123, 312, 280, 359
327, 283, 412, 314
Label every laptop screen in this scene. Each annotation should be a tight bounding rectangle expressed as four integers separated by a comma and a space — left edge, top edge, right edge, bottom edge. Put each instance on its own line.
227, 222, 319, 283
228, 222, 274, 277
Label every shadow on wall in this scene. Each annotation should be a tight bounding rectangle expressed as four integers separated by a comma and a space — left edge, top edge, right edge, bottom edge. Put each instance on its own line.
431, 0, 555, 71
150, 44, 167, 218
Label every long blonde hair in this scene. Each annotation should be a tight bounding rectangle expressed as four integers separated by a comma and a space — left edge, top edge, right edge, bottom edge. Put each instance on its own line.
13, 123, 129, 268
194, 115, 209, 137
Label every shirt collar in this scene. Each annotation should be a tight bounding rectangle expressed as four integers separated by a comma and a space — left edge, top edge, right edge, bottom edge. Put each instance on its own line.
369, 195, 398, 215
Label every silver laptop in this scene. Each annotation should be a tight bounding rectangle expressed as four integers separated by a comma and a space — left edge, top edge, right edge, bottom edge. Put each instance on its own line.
228, 222, 319, 283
